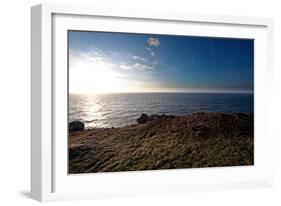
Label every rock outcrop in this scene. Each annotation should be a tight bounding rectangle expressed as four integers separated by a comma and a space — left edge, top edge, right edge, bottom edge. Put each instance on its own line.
136, 113, 175, 124
69, 121, 85, 131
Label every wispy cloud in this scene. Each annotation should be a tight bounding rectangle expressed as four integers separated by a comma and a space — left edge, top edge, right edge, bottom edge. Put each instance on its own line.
157, 61, 179, 73
69, 49, 104, 66
147, 37, 160, 47
119, 63, 132, 71
145, 47, 155, 57
132, 55, 146, 62
133, 63, 152, 70
144, 47, 178, 73
71, 41, 177, 75
90, 44, 103, 53
119, 62, 154, 71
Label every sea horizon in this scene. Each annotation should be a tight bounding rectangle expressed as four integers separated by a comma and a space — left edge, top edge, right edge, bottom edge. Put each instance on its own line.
69, 90, 254, 96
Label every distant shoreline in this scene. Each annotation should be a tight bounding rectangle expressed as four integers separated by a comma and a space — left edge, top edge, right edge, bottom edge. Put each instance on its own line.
69, 111, 254, 130
69, 112, 254, 173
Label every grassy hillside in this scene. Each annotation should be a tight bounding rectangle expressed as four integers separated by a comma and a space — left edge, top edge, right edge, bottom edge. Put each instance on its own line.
69, 112, 253, 174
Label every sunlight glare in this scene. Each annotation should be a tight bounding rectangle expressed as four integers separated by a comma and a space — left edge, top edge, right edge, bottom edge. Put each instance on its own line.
69, 58, 129, 94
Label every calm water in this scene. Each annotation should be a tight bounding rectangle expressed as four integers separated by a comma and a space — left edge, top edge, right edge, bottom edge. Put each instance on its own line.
69, 93, 254, 128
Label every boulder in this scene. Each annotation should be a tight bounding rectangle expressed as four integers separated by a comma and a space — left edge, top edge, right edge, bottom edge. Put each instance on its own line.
69, 121, 85, 131
136, 114, 148, 124
136, 113, 175, 124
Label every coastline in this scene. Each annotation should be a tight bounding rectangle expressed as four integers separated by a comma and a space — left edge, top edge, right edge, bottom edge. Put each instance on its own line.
69, 112, 253, 174
69, 92, 253, 129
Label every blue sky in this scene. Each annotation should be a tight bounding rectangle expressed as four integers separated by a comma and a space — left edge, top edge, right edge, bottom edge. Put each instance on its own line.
68, 31, 254, 94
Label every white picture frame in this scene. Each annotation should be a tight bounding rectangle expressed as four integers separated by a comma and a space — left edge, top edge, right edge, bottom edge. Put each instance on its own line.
31, 3, 274, 202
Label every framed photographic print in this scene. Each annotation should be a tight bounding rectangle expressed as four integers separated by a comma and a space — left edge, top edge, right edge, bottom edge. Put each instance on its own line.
31, 3, 274, 201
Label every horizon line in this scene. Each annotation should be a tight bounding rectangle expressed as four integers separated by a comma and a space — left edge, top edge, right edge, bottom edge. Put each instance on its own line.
69, 90, 254, 95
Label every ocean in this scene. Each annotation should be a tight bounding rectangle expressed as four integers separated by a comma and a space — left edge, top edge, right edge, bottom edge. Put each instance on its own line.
69, 93, 254, 128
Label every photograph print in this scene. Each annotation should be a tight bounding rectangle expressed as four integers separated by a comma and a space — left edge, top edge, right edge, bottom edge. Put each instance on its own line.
68, 31, 254, 174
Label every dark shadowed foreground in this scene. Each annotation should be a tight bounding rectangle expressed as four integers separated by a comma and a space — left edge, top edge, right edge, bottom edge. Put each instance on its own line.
68, 112, 253, 174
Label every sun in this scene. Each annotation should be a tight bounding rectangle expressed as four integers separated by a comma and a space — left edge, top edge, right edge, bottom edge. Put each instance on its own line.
69, 58, 129, 94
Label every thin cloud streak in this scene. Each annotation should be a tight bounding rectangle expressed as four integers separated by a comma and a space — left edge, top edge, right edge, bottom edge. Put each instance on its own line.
132, 55, 146, 62
158, 61, 179, 73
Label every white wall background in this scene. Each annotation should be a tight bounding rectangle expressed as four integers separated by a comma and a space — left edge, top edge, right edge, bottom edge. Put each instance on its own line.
0, 0, 280, 205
